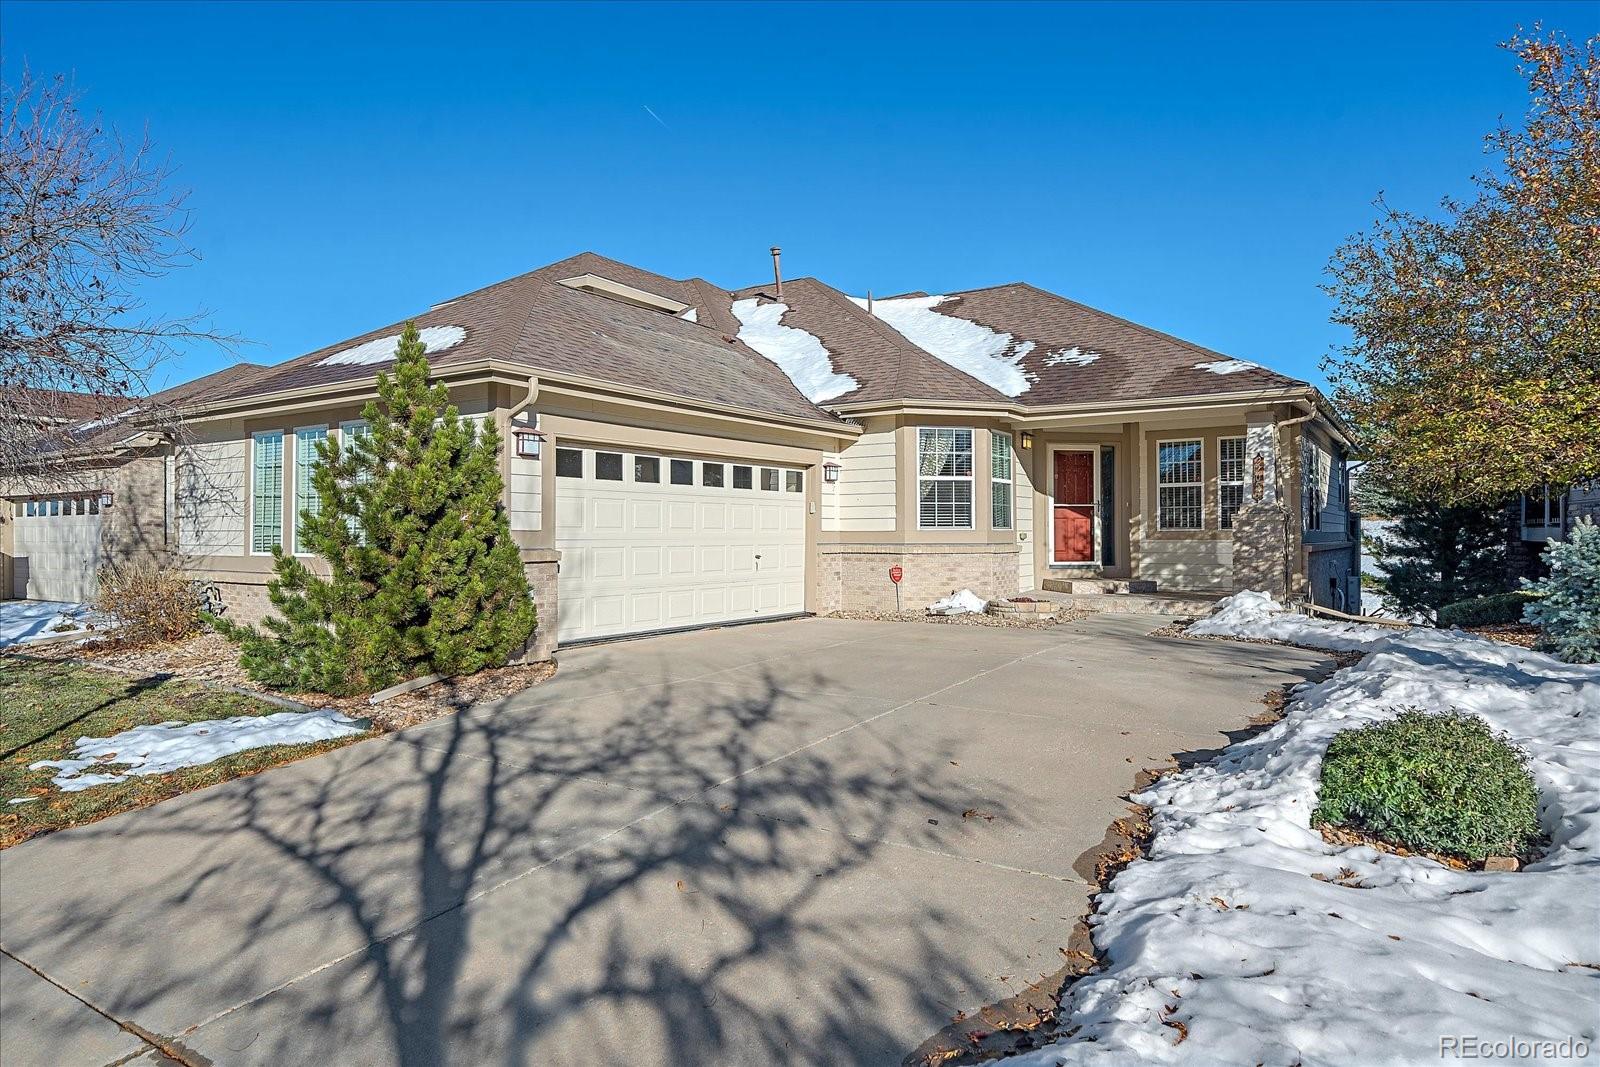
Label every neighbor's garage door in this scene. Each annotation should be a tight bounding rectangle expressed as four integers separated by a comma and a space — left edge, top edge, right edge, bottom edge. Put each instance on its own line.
554, 445, 807, 642
11, 494, 104, 602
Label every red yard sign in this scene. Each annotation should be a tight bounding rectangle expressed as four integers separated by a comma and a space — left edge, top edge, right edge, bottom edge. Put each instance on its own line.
888, 566, 903, 584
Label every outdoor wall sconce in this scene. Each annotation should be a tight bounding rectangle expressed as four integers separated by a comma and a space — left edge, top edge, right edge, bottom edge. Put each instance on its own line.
99, 491, 114, 509
823, 461, 842, 484
513, 429, 545, 459
1020, 432, 1034, 450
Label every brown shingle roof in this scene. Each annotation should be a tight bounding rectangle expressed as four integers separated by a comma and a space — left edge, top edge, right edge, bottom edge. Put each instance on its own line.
220, 252, 838, 424
927, 282, 1306, 406
723, 279, 1013, 406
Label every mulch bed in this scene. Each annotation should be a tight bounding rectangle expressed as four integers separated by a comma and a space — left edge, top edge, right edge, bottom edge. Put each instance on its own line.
827, 608, 1090, 629
1463, 624, 1540, 649
15, 630, 556, 732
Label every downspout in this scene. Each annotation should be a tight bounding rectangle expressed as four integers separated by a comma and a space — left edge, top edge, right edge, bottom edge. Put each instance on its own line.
499, 376, 540, 500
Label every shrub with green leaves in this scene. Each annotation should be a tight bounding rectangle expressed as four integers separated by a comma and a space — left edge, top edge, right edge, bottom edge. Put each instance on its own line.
1313, 710, 1541, 862
1523, 517, 1600, 664
1438, 590, 1541, 629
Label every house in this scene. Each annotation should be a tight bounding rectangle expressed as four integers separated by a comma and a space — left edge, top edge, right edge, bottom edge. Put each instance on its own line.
1507, 479, 1600, 582
1, 251, 1357, 659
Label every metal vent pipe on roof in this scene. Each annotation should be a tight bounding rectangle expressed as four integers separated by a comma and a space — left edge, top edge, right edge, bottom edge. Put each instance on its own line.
770, 246, 782, 300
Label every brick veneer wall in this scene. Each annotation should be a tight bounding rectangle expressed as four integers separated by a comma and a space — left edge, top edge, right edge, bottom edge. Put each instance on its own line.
819, 543, 1019, 613
201, 549, 562, 665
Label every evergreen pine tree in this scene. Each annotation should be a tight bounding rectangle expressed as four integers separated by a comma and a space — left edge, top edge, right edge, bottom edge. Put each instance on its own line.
1367, 490, 1508, 623
1523, 518, 1600, 663
224, 322, 536, 694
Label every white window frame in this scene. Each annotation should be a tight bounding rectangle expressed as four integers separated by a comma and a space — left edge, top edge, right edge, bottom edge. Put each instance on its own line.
250, 430, 285, 555
917, 427, 975, 530
1156, 438, 1204, 532
1218, 436, 1246, 530
291, 425, 328, 556
991, 431, 1014, 531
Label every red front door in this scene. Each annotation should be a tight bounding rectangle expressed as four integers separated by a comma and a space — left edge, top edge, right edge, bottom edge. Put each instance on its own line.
1053, 451, 1095, 562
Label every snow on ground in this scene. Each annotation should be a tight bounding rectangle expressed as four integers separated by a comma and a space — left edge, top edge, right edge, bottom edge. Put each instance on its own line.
855, 294, 1035, 397
1005, 592, 1600, 1067
731, 298, 859, 403
1045, 347, 1101, 367
0, 601, 103, 647
316, 325, 466, 367
1193, 358, 1261, 375
31, 710, 369, 792
928, 589, 987, 615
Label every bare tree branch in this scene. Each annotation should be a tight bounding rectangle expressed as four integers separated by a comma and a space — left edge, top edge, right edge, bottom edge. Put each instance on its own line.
1, 67, 236, 481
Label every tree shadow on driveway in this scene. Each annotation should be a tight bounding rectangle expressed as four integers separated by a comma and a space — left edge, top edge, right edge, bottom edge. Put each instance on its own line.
1, 659, 1038, 1066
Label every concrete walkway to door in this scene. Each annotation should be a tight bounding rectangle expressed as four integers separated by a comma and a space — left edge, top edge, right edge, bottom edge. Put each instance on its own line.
0, 614, 1331, 1067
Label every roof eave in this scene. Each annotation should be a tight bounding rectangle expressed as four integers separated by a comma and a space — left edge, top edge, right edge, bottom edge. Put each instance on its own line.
181, 359, 859, 442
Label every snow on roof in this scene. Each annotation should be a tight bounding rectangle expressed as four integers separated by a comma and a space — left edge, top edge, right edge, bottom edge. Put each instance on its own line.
1044, 347, 1101, 368
679, 307, 698, 323
316, 325, 467, 368
1195, 358, 1260, 375
731, 298, 859, 404
854, 295, 1034, 397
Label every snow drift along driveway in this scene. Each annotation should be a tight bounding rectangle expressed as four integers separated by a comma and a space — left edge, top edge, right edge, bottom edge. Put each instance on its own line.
1006, 592, 1600, 1067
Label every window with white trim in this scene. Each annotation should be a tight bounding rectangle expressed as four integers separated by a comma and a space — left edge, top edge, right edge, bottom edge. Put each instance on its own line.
918, 428, 974, 528
991, 432, 1014, 530
1302, 438, 1324, 531
340, 421, 372, 543
1218, 436, 1246, 529
1157, 440, 1203, 531
251, 431, 284, 553
292, 427, 327, 555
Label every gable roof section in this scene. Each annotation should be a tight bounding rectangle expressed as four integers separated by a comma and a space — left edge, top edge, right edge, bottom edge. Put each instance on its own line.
900, 283, 1308, 407
216, 252, 839, 425
724, 279, 1012, 407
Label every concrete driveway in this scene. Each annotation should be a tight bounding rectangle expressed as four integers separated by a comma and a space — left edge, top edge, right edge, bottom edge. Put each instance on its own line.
0, 614, 1329, 1067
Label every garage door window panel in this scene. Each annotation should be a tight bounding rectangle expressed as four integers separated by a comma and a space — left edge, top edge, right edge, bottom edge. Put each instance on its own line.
733, 465, 753, 489
671, 459, 693, 485
634, 456, 660, 483
595, 452, 624, 481
702, 463, 725, 488
556, 448, 583, 478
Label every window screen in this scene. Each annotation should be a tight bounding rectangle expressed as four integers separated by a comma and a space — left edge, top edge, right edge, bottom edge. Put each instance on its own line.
918, 428, 974, 528
1157, 440, 1203, 531
252, 431, 284, 553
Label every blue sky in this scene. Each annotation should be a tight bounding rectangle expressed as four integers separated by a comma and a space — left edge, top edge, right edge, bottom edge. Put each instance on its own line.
5, 0, 1593, 391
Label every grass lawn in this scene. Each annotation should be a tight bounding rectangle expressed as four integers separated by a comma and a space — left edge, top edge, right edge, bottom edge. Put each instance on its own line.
0, 658, 370, 848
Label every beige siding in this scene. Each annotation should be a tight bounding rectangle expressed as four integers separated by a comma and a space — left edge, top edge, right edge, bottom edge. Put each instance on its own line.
500, 414, 542, 533
1141, 538, 1234, 591
827, 428, 896, 532
178, 436, 246, 557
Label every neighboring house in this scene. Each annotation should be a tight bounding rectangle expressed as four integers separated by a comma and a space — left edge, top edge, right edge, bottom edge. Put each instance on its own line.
1, 252, 1357, 659
1506, 479, 1600, 582
1, 367, 270, 602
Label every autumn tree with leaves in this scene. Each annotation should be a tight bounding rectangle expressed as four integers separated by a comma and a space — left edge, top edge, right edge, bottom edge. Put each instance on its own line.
1325, 29, 1599, 506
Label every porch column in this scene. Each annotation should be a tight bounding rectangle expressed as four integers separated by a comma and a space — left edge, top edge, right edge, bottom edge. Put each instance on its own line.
1232, 410, 1291, 597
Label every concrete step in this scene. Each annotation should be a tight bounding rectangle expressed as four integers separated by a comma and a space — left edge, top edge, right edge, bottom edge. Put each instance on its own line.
1040, 577, 1158, 595
1050, 592, 1223, 616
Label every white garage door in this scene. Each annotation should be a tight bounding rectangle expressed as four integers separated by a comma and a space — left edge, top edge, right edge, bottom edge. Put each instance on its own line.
554, 445, 808, 643
11, 494, 104, 602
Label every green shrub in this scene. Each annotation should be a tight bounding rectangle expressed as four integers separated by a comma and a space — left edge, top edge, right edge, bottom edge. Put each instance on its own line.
1438, 590, 1541, 628
1313, 710, 1541, 862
